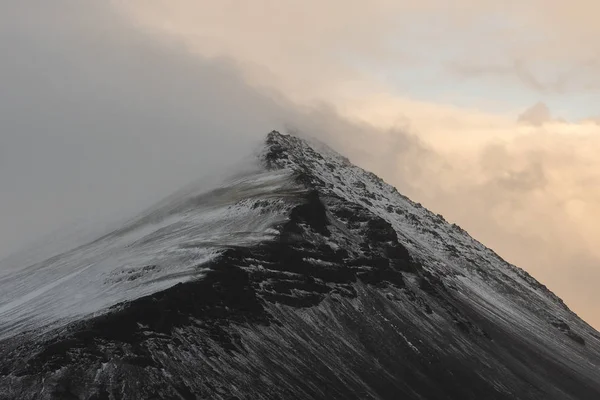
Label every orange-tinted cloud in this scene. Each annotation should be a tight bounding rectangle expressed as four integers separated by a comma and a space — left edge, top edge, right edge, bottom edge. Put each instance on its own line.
517, 102, 553, 126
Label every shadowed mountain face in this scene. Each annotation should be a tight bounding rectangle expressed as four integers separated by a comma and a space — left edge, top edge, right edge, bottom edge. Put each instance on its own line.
1, 132, 599, 400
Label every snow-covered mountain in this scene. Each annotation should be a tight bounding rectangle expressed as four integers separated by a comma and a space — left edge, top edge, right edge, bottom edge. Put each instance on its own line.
1, 131, 599, 399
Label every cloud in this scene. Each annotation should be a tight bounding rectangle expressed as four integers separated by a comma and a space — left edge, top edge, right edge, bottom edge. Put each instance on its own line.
517, 102, 553, 126
118, 0, 600, 98
448, 61, 572, 95
0, 1, 430, 262
0, 1, 297, 259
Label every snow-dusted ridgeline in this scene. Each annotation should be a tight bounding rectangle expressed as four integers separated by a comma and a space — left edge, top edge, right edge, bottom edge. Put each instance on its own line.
0, 168, 303, 339
0, 131, 598, 400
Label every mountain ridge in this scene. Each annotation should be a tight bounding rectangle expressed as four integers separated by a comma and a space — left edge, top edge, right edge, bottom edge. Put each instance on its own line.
0, 131, 599, 399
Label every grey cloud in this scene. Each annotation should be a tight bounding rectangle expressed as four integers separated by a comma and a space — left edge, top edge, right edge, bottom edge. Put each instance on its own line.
283, 106, 437, 193
0, 2, 291, 259
0, 1, 430, 262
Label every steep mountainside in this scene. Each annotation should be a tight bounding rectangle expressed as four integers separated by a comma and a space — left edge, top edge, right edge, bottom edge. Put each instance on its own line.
1, 131, 599, 400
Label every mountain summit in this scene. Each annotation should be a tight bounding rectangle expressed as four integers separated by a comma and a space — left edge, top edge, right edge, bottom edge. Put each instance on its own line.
1, 131, 599, 399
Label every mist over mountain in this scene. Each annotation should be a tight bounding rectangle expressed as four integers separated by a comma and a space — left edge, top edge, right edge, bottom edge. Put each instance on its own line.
1, 132, 599, 400
2, 1, 600, 330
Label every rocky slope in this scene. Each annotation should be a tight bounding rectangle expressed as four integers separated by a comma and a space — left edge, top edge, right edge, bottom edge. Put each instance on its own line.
0, 131, 599, 399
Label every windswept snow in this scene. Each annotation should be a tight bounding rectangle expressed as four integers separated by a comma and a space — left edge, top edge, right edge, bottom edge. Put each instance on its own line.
0, 168, 302, 339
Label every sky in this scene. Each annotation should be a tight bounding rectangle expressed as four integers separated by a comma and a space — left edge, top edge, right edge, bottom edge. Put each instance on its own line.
1, 1, 599, 328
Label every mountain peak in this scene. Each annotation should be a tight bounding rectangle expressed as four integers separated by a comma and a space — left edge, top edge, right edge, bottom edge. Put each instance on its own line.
263, 130, 349, 170
1, 131, 600, 399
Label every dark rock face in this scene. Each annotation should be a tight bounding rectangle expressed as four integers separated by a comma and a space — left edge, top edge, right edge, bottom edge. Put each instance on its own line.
1, 131, 600, 399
